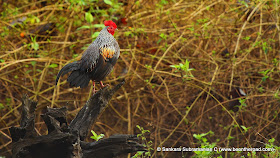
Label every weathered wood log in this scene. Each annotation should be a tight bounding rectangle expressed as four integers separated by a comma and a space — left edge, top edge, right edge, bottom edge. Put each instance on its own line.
9, 81, 146, 158
69, 81, 125, 141
81, 134, 145, 157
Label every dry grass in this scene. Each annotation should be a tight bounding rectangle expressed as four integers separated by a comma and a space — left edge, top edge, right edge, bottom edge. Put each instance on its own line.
0, 0, 280, 157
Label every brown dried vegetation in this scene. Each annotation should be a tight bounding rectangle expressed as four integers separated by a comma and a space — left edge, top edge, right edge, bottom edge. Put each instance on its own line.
0, 0, 280, 157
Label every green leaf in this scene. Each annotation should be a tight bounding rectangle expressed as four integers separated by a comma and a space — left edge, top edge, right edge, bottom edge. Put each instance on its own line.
193, 132, 209, 140
156, 38, 162, 44
91, 32, 100, 39
49, 63, 58, 68
25, 70, 32, 74
274, 90, 280, 99
193, 134, 200, 139
31, 42, 39, 51
202, 137, 207, 143
6, 98, 11, 104
85, 12, 93, 23
240, 0, 249, 8
104, 0, 113, 5
97, 134, 104, 140
268, 138, 275, 143
160, 0, 168, 5
77, 25, 91, 31
241, 125, 248, 133
159, 33, 167, 40
124, 31, 132, 37
90, 130, 104, 141
91, 130, 97, 137
31, 61, 36, 66
72, 54, 79, 58
199, 132, 209, 137
227, 136, 234, 140
93, 24, 105, 28
179, 63, 184, 67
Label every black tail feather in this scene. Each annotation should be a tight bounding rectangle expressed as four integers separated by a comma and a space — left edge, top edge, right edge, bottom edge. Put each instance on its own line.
68, 71, 83, 87
67, 70, 90, 88
79, 76, 90, 88
56, 61, 81, 85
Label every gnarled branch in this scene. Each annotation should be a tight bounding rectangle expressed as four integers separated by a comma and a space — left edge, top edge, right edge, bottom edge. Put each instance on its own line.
10, 81, 146, 158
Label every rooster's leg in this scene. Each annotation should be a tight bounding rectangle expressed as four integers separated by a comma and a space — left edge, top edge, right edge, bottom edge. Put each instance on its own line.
92, 81, 96, 94
99, 81, 109, 89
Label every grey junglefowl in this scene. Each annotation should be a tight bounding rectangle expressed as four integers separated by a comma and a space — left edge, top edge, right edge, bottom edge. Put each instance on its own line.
55, 20, 120, 93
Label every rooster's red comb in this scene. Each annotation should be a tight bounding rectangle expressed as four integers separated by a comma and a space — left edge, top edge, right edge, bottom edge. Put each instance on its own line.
104, 20, 117, 28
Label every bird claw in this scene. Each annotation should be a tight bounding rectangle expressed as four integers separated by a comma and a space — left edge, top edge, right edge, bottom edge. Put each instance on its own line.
99, 81, 109, 89
100, 84, 110, 89
102, 84, 110, 88
92, 81, 110, 94
92, 89, 97, 94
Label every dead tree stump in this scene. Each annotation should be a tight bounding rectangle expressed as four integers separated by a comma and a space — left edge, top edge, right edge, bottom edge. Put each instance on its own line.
9, 81, 146, 158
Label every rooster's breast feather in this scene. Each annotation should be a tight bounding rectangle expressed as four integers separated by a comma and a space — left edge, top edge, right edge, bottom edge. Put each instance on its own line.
99, 40, 120, 65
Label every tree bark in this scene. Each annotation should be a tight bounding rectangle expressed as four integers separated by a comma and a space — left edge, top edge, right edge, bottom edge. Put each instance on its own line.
9, 81, 146, 158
